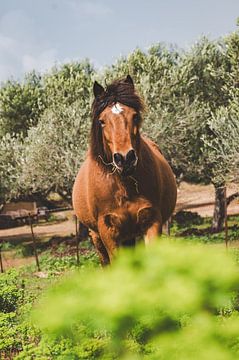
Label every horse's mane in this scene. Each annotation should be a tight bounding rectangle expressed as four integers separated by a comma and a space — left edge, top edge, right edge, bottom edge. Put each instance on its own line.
90, 78, 144, 167
92, 78, 144, 119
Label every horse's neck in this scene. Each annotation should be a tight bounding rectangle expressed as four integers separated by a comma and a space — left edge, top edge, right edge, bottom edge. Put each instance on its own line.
113, 175, 139, 201
93, 136, 154, 201
110, 139, 152, 201
137, 137, 155, 175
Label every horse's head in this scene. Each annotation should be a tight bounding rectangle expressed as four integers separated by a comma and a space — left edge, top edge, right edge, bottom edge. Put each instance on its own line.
91, 75, 144, 177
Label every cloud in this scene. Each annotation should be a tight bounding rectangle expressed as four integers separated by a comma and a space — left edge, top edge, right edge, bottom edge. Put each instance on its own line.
0, 32, 22, 82
68, 0, 113, 17
22, 49, 58, 74
0, 33, 16, 53
0, 9, 58, 82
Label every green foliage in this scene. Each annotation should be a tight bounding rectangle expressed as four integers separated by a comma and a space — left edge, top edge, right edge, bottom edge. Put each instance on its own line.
0, 311, 40, 357
44, 61, 94, 108
0, 268, 24, 313
174, 211, 204, 229
171, 214, 239, 244
1, 239, 239, 359
201, 104, 239, 186
37, 244, 99, 275
224, 29, 239, 99
0, 72, 45, 137
157, 37, 239, 183
175, 228, 239, 245
17, 61, 94, 200
21, 100, 91, 199
175, 37, 231, 110
157, 99, 212, 181
33, 242, 239, 359
0, 245, 100, 359
0, 60, 95, 202
0, 133, 25, 202
0, 268, 40, 358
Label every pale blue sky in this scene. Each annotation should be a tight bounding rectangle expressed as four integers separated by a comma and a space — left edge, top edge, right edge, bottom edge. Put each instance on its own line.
0, 0, 238, 82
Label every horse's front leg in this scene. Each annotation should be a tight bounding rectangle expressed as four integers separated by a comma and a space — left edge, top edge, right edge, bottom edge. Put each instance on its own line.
101, 235, 119, 263
144, 221, 162, 245
90, 230, 110, 266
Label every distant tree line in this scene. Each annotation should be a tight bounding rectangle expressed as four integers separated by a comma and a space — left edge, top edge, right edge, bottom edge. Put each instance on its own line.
0, 23, 239, 231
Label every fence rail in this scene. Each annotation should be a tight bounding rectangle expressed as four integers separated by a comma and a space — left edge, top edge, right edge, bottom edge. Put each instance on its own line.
0, 207, 78, 273
0, 198, 236, 273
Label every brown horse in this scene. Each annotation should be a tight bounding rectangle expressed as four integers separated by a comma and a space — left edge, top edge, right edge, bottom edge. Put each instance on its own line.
72, 75, 177, 265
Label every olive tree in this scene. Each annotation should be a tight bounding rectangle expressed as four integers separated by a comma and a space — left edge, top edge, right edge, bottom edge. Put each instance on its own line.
162, 36, 238, 231
19, 61, 94, 202
43, 61, 94, 108
0, 72, 45, 137
0, 134, 25, 203
201, 103, 239, 230
21, 101, 91, 202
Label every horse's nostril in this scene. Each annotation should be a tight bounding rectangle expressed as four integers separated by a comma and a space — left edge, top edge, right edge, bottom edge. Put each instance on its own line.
113, 153, 124, 167
126, 149, 137, 164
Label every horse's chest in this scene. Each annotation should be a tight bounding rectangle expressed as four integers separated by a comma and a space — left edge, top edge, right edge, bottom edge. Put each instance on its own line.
93, 177, 137, 209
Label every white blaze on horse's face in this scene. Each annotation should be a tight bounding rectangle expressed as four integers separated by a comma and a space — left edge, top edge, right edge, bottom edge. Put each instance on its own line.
100, 103, 139, 176
111, 103, 123, 114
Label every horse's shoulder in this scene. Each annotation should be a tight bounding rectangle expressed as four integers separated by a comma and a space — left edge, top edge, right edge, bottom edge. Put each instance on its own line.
141, 135, 163, 157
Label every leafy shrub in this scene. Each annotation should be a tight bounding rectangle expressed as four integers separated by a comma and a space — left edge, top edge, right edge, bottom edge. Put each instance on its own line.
174, 210, 204, 228
0, 268, 41, 358
0, 269, 24, 313
39, 243, 98, 272
33, 241, 239, 359
0, 311, 40, 357
0, 72, 45, 137
0, 133, 25, 202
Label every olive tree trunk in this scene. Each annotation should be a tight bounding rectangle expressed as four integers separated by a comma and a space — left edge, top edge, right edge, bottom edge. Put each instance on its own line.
211, 185, 226, 232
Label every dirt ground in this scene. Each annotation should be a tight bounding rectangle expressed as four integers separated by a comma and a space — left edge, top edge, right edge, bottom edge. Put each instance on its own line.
0, 211, 75, 243
0, 182, 238, 243
176, 182, 239, 217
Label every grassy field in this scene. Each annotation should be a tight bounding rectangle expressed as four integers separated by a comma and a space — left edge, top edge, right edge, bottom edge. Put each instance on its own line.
1, 211, 239, 359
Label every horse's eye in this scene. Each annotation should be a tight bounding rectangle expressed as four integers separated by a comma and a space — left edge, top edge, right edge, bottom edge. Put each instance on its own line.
98, 119, 105, 127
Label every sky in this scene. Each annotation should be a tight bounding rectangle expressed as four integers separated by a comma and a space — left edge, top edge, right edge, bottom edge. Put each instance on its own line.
0, 0, 238, 82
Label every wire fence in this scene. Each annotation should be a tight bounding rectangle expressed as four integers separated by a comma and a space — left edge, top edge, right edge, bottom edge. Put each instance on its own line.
0, 208, 81, 273
0, 195, 235, 273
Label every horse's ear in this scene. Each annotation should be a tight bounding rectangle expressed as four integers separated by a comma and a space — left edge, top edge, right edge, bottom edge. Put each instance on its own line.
104, 213, 120, 228
137, 206, 154, 228
125, 75, 134, 87
93, 81, 105, 98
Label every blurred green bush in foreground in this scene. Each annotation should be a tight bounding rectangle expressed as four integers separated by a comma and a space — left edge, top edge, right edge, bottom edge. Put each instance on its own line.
32, 241, 239, 359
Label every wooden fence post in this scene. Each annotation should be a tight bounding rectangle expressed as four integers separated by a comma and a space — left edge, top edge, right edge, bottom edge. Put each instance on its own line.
0, 242, 3, 273
165, 217, 171, 236
28, 213, 40, 271
224, 187, 228, 249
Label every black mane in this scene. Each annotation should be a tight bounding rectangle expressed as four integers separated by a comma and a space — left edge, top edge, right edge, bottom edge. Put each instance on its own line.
90, 77, 144, 166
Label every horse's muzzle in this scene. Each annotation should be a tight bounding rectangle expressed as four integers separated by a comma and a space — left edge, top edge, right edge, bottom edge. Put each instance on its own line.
113, 149, 137, 176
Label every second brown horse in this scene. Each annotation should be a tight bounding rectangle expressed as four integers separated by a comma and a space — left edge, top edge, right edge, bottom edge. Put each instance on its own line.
72, 75, 177, 265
